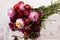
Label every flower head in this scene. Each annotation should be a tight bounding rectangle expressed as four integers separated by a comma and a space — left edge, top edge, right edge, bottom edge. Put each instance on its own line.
24, 10, 30, 16
16, 18, 24, 29
13, 3, 19, 10
8, 8, 15, 18
23, 18, 30, 24
16, 9, 23, 18
28, 11, 40, 22
19, 1, 25, 10
9, 23, 16, 31
24, 4, 31, 10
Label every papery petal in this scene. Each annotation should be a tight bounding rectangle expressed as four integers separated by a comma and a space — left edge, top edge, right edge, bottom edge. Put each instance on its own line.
16, 18, 24, 29
9, 23, 16, 31
19, 1, 25, 10
24, 4, 31, 10
16, 9, 23, 18
10, 15, 16, 23
23, 17, 30, 24
29, 11, 41, 22
8, 8, 15, 17
24, 10, 30, 16
22, 26, 31, 32
13, 3, 19, 10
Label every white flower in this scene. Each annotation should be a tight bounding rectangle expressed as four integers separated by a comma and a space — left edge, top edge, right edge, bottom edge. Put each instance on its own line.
16, 18, 24, 29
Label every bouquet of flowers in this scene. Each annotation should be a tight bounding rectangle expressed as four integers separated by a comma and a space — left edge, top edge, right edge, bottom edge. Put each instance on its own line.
8, 1, 60, 40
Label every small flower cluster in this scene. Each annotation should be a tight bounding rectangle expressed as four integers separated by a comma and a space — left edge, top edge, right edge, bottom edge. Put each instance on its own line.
8, 1, 42, 40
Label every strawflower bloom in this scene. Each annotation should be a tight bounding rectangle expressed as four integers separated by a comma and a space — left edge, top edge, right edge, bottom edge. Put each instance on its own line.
16, 18, 24, 29
19, 1, 25, 10
8, 8, 15, 18
28, 11, 40, 22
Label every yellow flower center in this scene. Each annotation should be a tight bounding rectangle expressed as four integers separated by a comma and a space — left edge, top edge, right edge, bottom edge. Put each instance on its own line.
16, 22, 21, 28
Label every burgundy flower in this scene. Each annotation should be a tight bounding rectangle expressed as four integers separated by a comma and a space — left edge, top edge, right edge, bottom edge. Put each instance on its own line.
24, 10, 30, 16
23, 18, 30, 24
10, 16, 16, 23
22, 26, 31, 32
28, 11, 40, 22
16, 9, 23, 18
24, 4, 31, 10
32, 32, 40, 39
9, 23, 16, 31
31, 24, 40, 32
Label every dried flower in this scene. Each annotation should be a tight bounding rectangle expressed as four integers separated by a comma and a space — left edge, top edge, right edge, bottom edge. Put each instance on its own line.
19, 1, 25, 10
28, 11, 40, 22
9, 23, 16, 31
13, 3, 19, 10
8, 8, 15, 18
16, 18, 24, 29
24, 4, 31, 10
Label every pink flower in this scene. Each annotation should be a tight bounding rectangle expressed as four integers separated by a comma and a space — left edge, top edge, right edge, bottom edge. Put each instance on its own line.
16, 18, 24, 29
28, 11, 40, 22
19, 1, 25, 10
8, 8, 15, 18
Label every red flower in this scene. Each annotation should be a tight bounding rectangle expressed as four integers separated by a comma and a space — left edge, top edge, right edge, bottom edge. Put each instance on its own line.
13, 3, 19, 10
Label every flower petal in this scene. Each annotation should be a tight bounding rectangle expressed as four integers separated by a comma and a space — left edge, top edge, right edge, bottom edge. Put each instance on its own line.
19, 1, 25, 10
8, 8, 15, 17
9, 23, 16, 31
16, 18, 24, 29
29, 11, 40, 22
